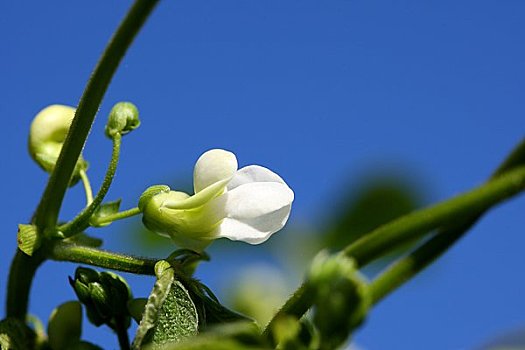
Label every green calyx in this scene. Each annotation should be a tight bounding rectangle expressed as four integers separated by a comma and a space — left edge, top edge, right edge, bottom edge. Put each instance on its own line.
105, 102, 140, 138
138, 185, 171, 212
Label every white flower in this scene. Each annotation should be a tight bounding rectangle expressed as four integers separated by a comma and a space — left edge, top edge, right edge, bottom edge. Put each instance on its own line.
141, 149, 294, 251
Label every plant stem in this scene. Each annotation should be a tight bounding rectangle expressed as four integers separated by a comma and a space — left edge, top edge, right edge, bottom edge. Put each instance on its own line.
6, 249, 46, 319
342, 165, 525, 265
368, 138, 525, 304
59, 134, 122, 236
79, 169, 94, 205
93, 207, 142, 226
5, 0, 159, 321
48, 241, 156, 275
116, 322, 131, 350
34, 0, 159, 233
263, 164, 525, 338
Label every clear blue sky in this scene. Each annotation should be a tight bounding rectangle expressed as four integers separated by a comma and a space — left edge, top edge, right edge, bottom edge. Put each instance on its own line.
1, 1, 524, 349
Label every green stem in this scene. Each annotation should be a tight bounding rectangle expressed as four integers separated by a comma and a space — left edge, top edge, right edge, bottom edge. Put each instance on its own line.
34, 0, 159, 233
116, 322, 131, 350
263, 164, 525, 338
6, 249, 45, 319
5, 0, 159, 321
79, 169, 94, 205
59, 134, 122, 236
49, 241, 156, 275
368, 138, 525, 304
92, 207, 141, 226
342, 165, 525, 265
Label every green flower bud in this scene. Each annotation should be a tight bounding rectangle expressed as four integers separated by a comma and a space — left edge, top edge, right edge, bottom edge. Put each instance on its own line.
105, 102, 140, 138
69, 267, 133, 330
307, 251, 370, 349
28, 105, 88, 185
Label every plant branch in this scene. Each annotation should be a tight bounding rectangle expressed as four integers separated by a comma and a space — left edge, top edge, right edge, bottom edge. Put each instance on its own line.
263, 160, 525, 338
59, 134, 122, 236
79, 169, 94, 205
92, 207, 142, 226
49, 241, 156, 275
34, 0, 159, 233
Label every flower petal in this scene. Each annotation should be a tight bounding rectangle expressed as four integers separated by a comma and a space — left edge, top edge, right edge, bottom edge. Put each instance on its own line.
227, 165, 286, 190
193, 149, 238, 193
209, 182, 294, 244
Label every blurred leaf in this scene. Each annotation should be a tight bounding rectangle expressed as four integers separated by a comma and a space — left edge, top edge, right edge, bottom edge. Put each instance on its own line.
69, 341, 104, 350
132, 264, 198, 349
47, 301, 82, 350
128, 298, 148, 324
324, 177, 422, 250
90, 200, 121, 227
0, 318, 35, 350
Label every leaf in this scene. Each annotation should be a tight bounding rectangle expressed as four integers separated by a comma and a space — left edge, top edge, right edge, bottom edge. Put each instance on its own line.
0, 318, 36, 350
90, 199, 121, 227
147, 322, 268, 350
324, 177, 422, 249
128, 298, 148, 324
132, 263, 198, 349
47, 301, 83, 350
17, 224, 41, 256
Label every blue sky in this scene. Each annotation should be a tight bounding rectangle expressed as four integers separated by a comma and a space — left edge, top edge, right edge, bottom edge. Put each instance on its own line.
1, 1, 525, 349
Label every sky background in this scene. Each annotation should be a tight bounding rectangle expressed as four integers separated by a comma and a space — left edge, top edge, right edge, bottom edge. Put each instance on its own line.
1, 1, 525, 349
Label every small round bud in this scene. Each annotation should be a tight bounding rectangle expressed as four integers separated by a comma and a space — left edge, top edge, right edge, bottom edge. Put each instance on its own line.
28, 104, 88, 184
105, 102, 140, 138
307, 251, 370, 348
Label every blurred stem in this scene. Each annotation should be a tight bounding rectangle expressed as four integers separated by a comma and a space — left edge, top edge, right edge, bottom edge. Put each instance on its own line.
79, 169, 94, 205
59, 134, 122, 237
369, 138, 525, 304
34, 0, 159, 233
6, 0, 159, 320
116, 322, 131, 350
48, 241, 156, 275
92, 207, 141, 226
6, 249, 45, 319
264, 152, 525, 340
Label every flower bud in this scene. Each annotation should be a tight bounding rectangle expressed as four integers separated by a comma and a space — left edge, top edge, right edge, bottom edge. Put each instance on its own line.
307, 251, 370, 348
105, 102, 140, 138
28, 105, 88, 184
69, 267, 132, 330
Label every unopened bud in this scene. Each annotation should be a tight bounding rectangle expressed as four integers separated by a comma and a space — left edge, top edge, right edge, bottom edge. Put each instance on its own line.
105, 102, 140, 138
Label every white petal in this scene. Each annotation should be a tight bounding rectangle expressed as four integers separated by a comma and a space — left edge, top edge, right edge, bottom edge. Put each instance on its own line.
227, 165, 286, 191
209, 182, 294, 244
193, 149, 238, 193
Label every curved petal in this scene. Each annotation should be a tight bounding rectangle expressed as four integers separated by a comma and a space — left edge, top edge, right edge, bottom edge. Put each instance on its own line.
193, 149, 238, 193
208, 182, 294, 244
227, 165, 286, 191
162, 177, 230, 210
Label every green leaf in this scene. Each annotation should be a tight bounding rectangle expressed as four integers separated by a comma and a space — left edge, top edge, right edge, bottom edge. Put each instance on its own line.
47, 301, 83, 350
0, 318, 36, 350
324, 177, 421, 249
128, 298, 148, 324
90, 199, 121, 227
147, 322, 268, 350
17, 224, 42, 256
132, 262, 199, 349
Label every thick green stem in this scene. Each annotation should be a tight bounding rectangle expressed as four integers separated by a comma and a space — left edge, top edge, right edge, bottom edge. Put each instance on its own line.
79, 169, 94, 205
263, 163, 525, 338
342, 165, 525, 265
6, 250, 45, 319
6, 1, 159, 320
368, 138, 525, 304
116, 322, 131, 350
59, 134, 122, 236
48, 241, 156, 275
34, 0, 159, 233
92, 207, 141, 226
